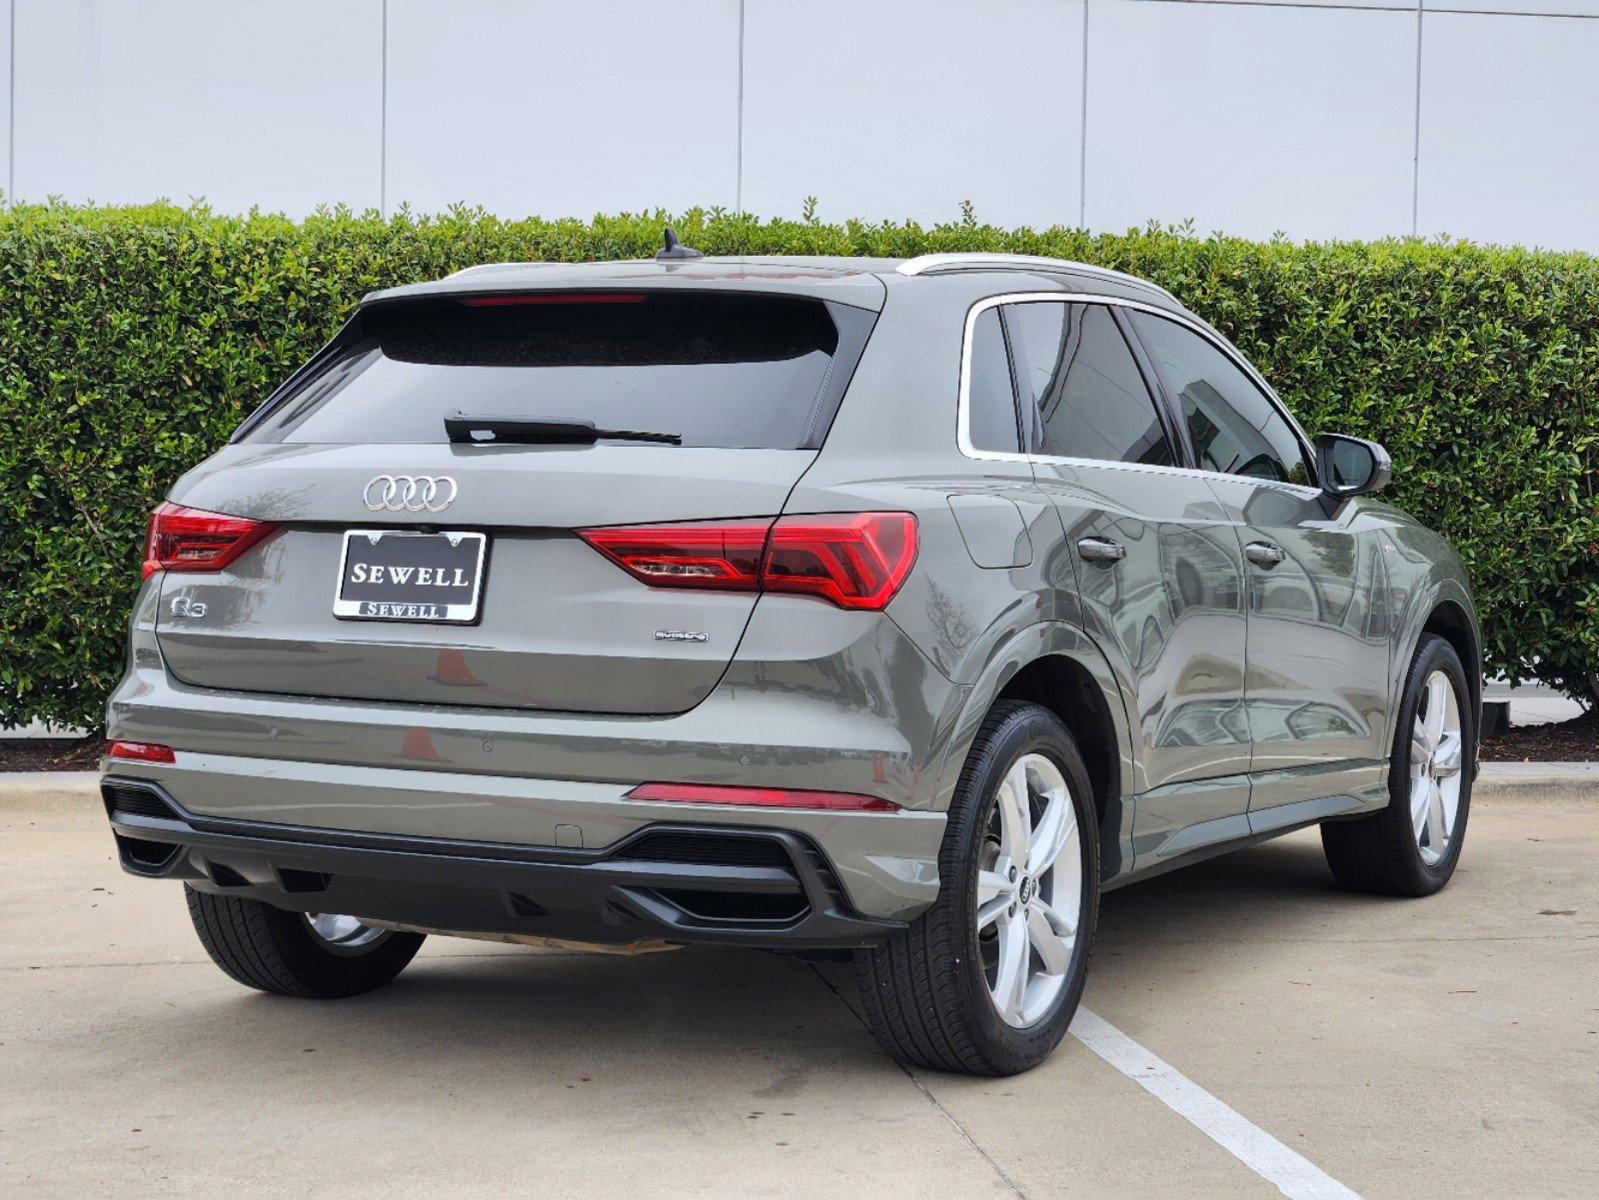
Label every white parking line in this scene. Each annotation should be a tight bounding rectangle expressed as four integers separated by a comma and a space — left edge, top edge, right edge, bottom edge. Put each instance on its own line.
1070, 1008, 1362, 1200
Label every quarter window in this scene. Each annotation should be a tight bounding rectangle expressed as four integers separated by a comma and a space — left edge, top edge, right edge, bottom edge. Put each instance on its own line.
966, 307, 1022, 454
1003, 301, 1175, 466
1128, 311, 1309, 485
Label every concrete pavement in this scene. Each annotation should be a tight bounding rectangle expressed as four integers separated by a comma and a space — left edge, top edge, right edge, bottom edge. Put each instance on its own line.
3, 777, 1595, 1198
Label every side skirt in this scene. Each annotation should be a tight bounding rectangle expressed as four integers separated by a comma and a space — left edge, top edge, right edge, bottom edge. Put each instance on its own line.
1102, 768, 1389, 892
1101, 810, 1333, 892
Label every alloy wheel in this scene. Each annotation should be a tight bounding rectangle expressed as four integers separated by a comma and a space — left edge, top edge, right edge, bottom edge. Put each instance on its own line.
302, 912, 388, 949
976, 753, 1082, 1028
1409, 670, 1464, 866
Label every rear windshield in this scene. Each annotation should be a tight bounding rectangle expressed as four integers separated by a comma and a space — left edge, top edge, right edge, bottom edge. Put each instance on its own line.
240, 292, 859, 448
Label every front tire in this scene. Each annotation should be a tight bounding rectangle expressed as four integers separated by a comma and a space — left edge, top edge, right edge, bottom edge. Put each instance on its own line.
186, 887, 424, 998
854, 701, 1099, 1076
1321, 633, 1474, 896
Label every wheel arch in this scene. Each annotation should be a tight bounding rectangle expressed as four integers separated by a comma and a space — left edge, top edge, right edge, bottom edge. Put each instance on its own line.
1422, 598, 1481, 714
1389, 575, 1483, 763
931, 623, 1135, 880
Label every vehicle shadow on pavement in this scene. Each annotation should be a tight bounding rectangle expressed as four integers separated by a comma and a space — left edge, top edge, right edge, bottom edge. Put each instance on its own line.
192, 942, 901, 1080
106, 831, 1369, 1087
1097, 828, 1356, 946
188, 833, 1362, 1069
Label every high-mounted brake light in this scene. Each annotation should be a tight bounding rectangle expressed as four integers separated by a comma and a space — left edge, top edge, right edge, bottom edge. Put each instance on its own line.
458, 292, 647, 307
108, 741, 176, 764
143, 502, 279, 580
578, 512, 917, 611
625, 782, 899, 812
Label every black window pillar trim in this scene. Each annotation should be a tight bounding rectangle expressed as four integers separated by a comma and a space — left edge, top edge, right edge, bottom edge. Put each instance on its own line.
1106, 303, 1194, 470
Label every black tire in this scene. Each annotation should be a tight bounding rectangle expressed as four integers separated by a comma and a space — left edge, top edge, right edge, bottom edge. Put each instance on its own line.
1321, 633, 1475, 896
853, 700, 1099, 1076
185, 887, 424, 998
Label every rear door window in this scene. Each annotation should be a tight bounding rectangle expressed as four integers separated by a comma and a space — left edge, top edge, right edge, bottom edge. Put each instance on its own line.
1003, 301, 1175, 466
241, 292, 866, 449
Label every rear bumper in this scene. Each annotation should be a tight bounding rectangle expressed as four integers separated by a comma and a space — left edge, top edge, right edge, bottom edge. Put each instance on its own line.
104, 578, 959, 921
100, 749, 946, 921
103, 777, 907, 949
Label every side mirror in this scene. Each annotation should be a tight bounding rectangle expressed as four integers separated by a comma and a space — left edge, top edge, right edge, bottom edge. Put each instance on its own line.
1314, 433, 1391, 499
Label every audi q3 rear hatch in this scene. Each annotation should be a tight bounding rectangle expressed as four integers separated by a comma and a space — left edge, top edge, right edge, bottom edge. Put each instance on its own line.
151, 278, 879, 715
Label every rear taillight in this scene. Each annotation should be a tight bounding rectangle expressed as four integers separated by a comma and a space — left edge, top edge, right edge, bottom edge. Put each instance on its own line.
108, 741, 176, 764
579, 512, 917, 611
579, 521, 771, 591
763, 513, 918, 611
625, 782, 899, 812
142, 501, 279, 580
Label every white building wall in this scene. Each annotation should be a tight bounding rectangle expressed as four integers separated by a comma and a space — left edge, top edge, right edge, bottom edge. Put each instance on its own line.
1085, 1, 1418, 242
6, 0, 1599, 251
1417, 10, 1599, 249
385, 0, 741, 218
3, 3, 12, 206
743, 0, 1085, 229
12, 0, 383, 215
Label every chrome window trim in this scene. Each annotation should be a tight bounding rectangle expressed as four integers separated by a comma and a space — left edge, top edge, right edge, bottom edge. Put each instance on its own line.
956, 292, 1321, 497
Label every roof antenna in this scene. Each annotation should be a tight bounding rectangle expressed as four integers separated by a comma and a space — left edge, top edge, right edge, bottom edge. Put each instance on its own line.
656, 226, 704, 261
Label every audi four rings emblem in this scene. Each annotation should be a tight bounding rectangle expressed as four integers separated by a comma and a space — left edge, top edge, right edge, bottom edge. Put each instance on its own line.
362, 474, 458, 513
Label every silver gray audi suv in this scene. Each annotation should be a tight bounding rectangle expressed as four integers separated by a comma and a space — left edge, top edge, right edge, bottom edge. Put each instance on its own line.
101, 243, 1479, 1075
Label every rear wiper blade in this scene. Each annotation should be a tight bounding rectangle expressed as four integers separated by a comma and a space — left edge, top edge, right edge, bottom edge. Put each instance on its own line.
444, 412, 682, 446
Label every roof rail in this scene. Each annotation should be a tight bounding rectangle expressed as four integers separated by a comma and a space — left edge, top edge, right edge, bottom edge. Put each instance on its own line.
894, 253, 1179, 304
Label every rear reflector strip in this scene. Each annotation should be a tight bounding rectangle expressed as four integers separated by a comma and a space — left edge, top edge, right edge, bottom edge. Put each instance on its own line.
625, 782, 899, 812
108, 741, 177, 764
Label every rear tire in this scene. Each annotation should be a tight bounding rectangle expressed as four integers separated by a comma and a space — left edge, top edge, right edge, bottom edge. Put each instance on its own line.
1321, 633, 1474, 896
854, 700, 1099, 1076
185, 887, 424, 998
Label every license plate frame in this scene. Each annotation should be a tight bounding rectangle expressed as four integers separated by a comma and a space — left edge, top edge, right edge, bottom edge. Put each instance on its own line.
333, 529, 488, 624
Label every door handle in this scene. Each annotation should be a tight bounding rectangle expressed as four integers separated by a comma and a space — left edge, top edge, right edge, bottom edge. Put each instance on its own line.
1245, 540, 1286, 568
1077, 536, 1126, 565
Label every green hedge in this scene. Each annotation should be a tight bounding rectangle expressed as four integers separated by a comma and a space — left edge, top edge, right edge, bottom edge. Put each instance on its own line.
3, 202, 1598, 729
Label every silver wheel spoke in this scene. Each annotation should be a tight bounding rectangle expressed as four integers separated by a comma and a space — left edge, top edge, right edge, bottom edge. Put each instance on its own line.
997, 761, 1032, 864
1052, 834, 1083, 917
1424, 674, 1449, 744
977, 895, 1011, 931
1441, 776, 1463, 832
1025, 902, 1073, 975
992, 912, 1030, 1024
977, 867, 1010, 907
1426, 781, 1449, 848
1027, 790, 1076, 876
976, 866, 1011, 931
1432, 730, 1463, 779
1409, 775, 1431, 841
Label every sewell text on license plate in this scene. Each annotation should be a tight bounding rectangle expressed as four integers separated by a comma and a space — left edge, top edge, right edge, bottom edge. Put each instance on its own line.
333, 529, 488, 623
